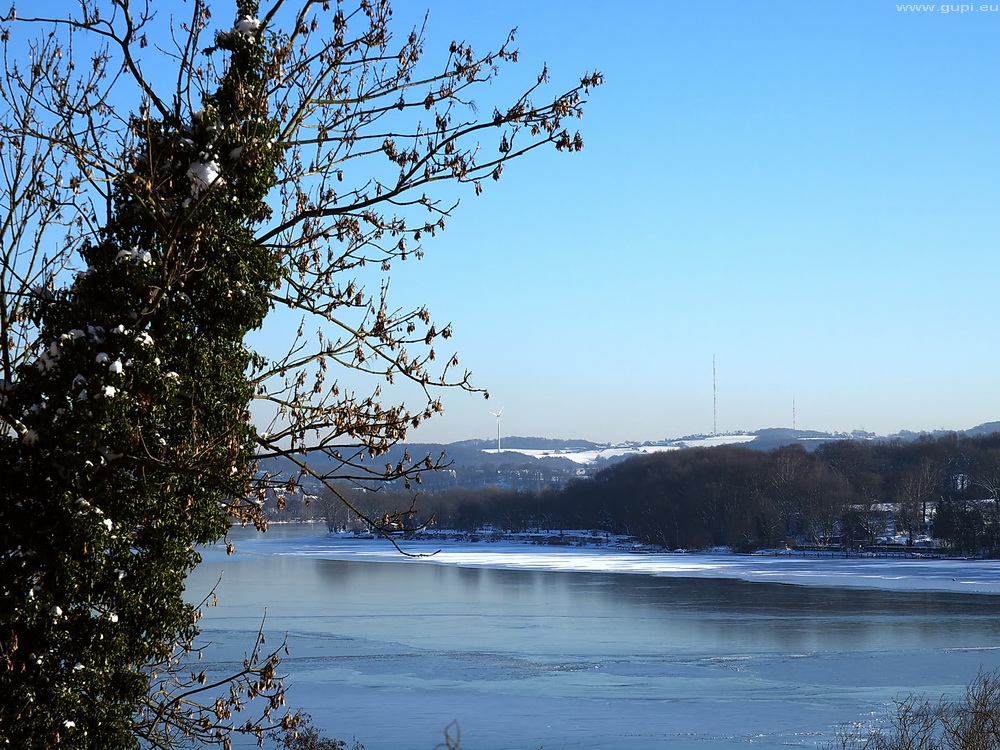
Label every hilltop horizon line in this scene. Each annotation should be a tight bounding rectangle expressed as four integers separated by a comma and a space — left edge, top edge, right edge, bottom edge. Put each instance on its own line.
416, 419, 1000, 449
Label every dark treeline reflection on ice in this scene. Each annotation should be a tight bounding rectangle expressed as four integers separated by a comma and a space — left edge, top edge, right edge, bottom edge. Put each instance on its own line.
188, 526, 1000, 749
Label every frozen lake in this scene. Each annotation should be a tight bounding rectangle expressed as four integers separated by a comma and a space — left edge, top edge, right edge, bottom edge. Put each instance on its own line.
188, 526, 1000, 749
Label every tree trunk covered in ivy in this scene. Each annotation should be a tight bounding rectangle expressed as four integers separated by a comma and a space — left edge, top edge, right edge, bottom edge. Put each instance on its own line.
0, 1, 283, 744
0, 0, 600, 747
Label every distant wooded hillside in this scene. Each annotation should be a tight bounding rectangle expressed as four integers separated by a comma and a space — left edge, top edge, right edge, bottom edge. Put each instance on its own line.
272, 431, 1000, 556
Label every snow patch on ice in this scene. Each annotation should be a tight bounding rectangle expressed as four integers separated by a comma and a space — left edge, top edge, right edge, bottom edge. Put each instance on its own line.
224, 533, 1000, 595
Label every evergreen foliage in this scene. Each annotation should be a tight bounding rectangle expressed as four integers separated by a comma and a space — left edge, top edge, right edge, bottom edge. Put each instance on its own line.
0, 1, 284, 744
0, 0, 600, 746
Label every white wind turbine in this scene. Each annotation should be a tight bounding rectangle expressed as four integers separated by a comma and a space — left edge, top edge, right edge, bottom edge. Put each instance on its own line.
489, 407, 504, 453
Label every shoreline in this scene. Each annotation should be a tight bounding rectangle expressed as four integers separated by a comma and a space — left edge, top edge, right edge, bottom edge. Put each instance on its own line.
215, 524, 1000, 596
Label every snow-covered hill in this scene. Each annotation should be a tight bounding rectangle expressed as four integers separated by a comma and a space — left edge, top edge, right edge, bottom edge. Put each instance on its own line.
487, 434, 759, 465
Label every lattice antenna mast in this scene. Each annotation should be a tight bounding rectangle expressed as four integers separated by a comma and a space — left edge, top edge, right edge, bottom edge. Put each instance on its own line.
713, 355, 717, 436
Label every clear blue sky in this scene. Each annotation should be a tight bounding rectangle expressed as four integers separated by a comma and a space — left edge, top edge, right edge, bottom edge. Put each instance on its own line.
370, 0, 1000, 444
22, 0, 1000, 444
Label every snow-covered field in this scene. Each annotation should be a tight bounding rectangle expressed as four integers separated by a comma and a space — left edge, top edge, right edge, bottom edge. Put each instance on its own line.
482, 434, 759, 464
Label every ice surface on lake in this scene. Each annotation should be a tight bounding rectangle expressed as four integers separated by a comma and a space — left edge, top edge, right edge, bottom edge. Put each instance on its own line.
192, 528, 1000, 750
216, 530, 1000, 595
